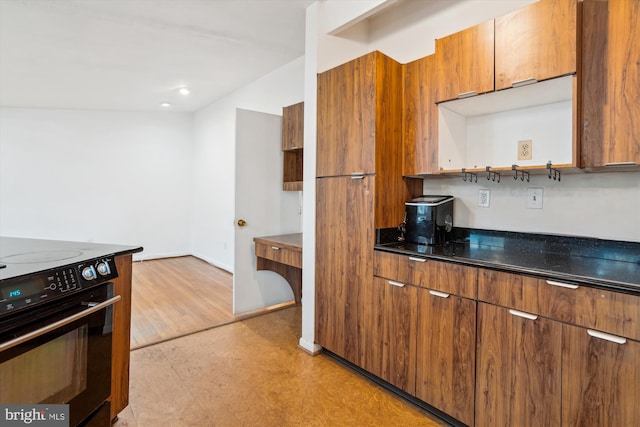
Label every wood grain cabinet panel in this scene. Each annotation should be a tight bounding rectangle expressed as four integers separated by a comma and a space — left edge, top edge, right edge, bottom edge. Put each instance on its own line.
476, 303, 562, 427
316, 51, 403, 177
479, 268, 640, 341
374, 250, 477, 299
581, 0, 640, 167
281, 102, 304, 150
416, 289, 476, 426
495, 0, 577, 90
435, 20, 494, 103
362, 277, 417, 393
255, 242, 301, 268
315, 175, 374, 364
111, 254, 133, 420
403, 54, 439, 175
562, 323, 640, 427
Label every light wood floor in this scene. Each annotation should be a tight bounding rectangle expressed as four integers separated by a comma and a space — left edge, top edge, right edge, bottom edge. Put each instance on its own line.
130, 256, 238, 349
116, 306, 447, 427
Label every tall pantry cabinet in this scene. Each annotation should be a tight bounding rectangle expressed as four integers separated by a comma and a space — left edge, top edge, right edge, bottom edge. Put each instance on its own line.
315, 51, 411, 364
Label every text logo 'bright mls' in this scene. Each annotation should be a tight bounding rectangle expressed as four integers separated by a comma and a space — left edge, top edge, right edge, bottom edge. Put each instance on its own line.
1, 405, 68, 426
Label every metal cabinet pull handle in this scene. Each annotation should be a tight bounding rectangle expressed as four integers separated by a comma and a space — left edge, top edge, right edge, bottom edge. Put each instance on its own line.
429, 290, 450, 298
457, 90, 477, 99
546, 280, 579, 289
512, 77, 538, 87
509, 309, 538, 320
388, 280, 405, 288
350, 172, 365, 179
0, 295, 121, 352
603, 162, 638, 167
587, 329, 626, 344
271, 246, 280, 250
408, 257, 426, 263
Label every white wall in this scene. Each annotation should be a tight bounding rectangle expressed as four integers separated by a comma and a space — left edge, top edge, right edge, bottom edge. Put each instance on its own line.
191, 57, 305, 272
0, 108, 193, 259
424, 172, 640, 242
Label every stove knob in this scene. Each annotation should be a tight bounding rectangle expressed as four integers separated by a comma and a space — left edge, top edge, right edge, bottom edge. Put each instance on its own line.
96, 261, 111, 276
82, 266, 97, 280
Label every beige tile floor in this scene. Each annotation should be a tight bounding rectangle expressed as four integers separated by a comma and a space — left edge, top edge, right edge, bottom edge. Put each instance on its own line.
114, 306, 446, 427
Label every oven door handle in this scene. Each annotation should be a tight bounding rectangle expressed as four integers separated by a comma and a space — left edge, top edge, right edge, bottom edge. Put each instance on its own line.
0, 295, 121, 352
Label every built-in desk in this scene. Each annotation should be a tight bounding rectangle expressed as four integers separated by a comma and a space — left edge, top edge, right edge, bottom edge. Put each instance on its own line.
253, 233, 302, 303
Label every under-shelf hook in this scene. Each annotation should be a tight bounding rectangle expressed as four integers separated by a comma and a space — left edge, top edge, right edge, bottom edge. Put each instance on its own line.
461, 168, 477, 183
512, 165, 530, 182
485, 166, 501, 183
546, 162, 561, 182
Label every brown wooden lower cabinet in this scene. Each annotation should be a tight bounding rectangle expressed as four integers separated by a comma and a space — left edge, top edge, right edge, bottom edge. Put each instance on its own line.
315, 176, 374, 364
562, 323, 640, 427
361, 277, 417, 393
416, 288, 476, 426
475, 302, 562, 427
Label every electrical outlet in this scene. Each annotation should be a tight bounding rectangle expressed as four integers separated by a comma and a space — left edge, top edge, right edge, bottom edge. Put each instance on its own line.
518, 140, 533, 161
478, 189, 490, 208
527, 188, 543, 209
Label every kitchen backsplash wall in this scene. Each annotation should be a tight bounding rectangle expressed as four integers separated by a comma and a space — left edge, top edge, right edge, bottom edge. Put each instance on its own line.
423, 171, 640, 242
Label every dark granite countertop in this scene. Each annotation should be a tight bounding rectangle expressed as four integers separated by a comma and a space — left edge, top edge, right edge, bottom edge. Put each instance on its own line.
0, 236, 143, 281
375, 228, 640, 295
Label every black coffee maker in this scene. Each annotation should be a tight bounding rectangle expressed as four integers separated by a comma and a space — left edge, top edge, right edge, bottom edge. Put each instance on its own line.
404, 195, 454, 245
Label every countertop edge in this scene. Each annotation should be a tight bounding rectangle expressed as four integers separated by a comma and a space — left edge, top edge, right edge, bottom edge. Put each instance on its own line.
374, 245, 640, 296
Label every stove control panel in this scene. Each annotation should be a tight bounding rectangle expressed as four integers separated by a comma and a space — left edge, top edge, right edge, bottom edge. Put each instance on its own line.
0, 257, 118, 316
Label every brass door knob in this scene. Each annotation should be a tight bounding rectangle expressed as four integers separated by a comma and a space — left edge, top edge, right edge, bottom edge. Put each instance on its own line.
237, 219, 247, 227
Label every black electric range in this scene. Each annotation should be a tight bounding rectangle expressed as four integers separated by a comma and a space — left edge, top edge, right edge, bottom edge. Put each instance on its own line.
0, 236, 143, 317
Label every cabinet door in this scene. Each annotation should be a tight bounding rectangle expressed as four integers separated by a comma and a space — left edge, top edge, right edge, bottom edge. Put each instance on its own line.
476, 303, 562, 427
362, 277, 418, 393
315, 175, 374, 364
403, 55, 439, 175
562, 324, 640, 427
416, 289, 476, 426
282, 102, 304, 151
435, 20, 494, 103
495, 0, 577, 90
316, 53, 377, 177
581, 0, 640, 167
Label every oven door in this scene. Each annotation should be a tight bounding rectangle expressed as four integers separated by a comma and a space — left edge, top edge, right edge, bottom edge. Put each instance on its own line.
0, 283, 119, 427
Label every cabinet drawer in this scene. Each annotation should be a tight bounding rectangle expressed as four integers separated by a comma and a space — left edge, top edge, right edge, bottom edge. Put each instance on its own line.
374, 251, 477, 299
478, 269, 640, 341
255, 242, 301, 268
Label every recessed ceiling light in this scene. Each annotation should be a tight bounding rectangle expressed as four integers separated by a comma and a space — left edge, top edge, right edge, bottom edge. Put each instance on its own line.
179, 87, 190, 95
160, 102, 171, 107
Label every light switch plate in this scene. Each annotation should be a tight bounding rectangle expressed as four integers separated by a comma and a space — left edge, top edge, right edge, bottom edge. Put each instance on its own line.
478, 189, 490, 208
527, 188, 543, 209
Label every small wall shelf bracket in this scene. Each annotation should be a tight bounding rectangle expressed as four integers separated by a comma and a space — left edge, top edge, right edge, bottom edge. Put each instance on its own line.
547, 162, 561, 181
512, 165, 530, 182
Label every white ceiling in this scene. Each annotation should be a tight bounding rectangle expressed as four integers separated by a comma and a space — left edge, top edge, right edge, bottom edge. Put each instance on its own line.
0, 0, 314, 112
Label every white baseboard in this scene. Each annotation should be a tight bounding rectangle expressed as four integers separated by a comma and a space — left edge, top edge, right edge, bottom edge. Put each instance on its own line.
133, 251, 189, 262
298, 337, 322, 356
190, 252, 233, 273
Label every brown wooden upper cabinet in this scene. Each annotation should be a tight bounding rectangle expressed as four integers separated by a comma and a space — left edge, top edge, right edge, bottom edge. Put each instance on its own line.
435, 20, 494, 103
403, 55, 439, 176
495, 0, 577, 90
282, 102, 304, 191
316, 51, 403, 177
580, 0, 640, 168
282, 102, 304, 151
